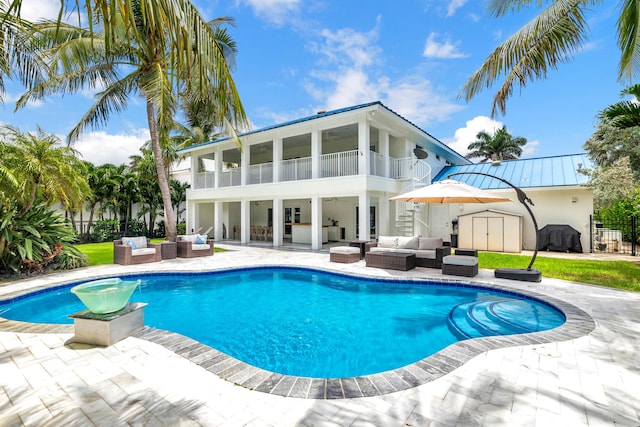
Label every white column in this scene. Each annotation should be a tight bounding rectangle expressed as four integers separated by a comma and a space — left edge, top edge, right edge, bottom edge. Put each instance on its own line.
190, 154, 199, 187
272, 198, 283, 247
311, 196, 322, 250
358, 119, 370, 176
186, 200, 196, 234
378, 194, 389, 236
214, 201, 223, 241
240, 148, 249, 186
358, 192, 370, 241
214, 149, 222, 188
240, 200, 250, 243
273, 137, 282, 182
311, 128, 321, 179
379, 129, 390, 178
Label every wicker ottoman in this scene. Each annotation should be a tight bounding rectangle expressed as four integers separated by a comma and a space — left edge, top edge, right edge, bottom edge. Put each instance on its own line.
329, 246, 361, 263
442, 255, 478, 277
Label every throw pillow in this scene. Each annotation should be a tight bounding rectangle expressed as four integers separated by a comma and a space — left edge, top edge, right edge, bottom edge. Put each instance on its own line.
418, 237, 442, 250
397, 236, 419, 249
195, 234, 207, 244
124, 238, 137, 250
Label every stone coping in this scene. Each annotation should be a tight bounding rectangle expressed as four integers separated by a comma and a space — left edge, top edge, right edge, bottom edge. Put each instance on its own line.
0, 266, 596, 399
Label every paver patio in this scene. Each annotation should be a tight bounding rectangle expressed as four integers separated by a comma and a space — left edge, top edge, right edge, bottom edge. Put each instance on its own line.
1, 244, 639, 426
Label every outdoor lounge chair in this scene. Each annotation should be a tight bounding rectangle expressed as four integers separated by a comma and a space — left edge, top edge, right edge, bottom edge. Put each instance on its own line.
176, 234, 214, 258
114, 237, 162, 265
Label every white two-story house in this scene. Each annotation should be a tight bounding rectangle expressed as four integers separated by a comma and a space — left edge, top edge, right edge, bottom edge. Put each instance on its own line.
180, 101, 593, 252
180, 101, 470, 249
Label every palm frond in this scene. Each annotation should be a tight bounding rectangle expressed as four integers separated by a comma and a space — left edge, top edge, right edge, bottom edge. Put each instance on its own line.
460, 0, 597, 116
617, 0, 640, 81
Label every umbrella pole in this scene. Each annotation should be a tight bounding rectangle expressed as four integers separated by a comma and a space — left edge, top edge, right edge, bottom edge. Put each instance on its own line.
448, 172, 541, 282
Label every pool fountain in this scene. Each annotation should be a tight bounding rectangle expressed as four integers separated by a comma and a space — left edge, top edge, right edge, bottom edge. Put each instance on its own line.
69, 278, 146, 346
71, 278, 141, 314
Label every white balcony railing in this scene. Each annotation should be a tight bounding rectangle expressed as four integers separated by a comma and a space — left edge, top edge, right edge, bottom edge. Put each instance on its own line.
280, 157, 312, 181
248, 163, 273, 184
220, 168, 241, 187
369, 151, 386, 177
194, 172, 215, 189
321, 150, 358, 177
192, 151, 427, 189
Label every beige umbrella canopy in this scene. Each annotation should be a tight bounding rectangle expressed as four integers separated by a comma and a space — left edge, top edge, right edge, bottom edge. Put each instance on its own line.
390, 179, 510, 204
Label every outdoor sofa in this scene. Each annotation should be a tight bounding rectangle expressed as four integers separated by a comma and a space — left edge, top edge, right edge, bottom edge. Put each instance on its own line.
176, 234, 214, 258
366, 236, 451, 268
114, 237, 162, 265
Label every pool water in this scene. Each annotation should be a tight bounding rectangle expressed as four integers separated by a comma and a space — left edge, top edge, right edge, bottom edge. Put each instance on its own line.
0, 267, 565, 378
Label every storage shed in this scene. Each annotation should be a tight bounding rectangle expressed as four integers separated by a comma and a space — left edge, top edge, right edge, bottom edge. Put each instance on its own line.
457, 210, 523, 253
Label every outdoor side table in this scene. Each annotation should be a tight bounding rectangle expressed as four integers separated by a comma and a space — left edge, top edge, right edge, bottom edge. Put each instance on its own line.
160, 241, 177, 259
349, 240, 370, 259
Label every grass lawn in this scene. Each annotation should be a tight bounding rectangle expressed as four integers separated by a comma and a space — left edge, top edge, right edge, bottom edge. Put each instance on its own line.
479, 252, 640, 292
77, 240, 226, 266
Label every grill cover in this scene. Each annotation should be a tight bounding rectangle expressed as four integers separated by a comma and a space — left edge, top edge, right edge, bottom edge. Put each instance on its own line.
537, 224, 583, 253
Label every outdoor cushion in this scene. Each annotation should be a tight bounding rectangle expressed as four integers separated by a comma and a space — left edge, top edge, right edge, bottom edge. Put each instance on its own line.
131, 247, 156, 256
377, 236, 398, 248
123, 236, 148, 249
412, 249, 437, 259
195, 234, 207, 244
178, 234, 197, 243
330, 246, 360, 254
442, 255, 478, 267
397, 236, 419, 249
419, 237, 443, 250
191, 243, 210, 251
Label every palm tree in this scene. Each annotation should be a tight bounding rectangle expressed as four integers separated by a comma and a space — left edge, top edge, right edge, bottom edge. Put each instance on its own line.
598, 84, 640, 129
0, 125, 90, 216
460, 1, 640, 116
466, 126, 527, 162
16, 1, 248, 241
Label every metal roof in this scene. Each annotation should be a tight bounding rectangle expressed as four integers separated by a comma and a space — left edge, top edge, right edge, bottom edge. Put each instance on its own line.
433, 154, 593, 189
178, 101, 469, 163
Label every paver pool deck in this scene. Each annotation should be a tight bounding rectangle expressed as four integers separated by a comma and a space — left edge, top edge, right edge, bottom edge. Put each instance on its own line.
1, 244, 639, 426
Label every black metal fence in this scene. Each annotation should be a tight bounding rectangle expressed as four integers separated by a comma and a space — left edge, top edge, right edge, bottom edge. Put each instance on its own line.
590, 213, 638, 256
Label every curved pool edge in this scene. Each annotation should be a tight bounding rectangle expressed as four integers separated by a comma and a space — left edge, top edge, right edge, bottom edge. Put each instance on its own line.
0, 266, 596, 399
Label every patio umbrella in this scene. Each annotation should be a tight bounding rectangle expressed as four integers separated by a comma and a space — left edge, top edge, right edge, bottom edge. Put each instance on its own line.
390, 179, 510, 204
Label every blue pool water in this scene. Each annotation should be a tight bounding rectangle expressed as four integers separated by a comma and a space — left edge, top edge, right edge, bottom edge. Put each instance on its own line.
0, 267, 565, 378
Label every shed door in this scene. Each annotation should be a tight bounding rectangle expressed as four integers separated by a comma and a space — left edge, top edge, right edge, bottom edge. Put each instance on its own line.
472, 218, 488, 250
472, 217, 504, 251
487, 217, 504, 252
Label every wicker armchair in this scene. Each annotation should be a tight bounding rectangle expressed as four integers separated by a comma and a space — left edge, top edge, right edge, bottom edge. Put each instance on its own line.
176, 234, 214, 258
114, 237, 161, 265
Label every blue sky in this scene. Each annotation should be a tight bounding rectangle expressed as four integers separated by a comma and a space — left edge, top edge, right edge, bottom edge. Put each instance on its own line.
0, 0, 626, 165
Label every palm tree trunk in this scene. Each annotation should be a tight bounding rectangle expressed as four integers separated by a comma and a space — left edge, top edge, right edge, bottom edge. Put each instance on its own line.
146, 99, 177, 242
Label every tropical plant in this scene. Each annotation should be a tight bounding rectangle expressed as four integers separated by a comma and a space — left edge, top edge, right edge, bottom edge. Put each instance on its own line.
54, 242, 89, 270
91, 218, 119, 243
466, 126, 527, 162
16, 1, 248, 242
170, 180, 190, 223
598, 84, 640, 129
460, 1, 640, 116
584, 124, 640, 179
0, 202, 79, 275
0, 125, 90, 216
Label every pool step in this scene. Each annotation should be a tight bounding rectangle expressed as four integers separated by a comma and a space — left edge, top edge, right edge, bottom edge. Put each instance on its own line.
447, 300, 537, 340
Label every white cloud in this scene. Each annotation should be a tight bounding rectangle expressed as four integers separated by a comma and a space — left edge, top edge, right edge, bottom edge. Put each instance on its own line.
71, 129, 150, 166
423, 32, 468, 59
447, 0, 468, 17
15, 0, 61, 21
301, 22, 463, 127
236, 0, 301, 26
442, 116, 503, 157
523, 140, 539, 156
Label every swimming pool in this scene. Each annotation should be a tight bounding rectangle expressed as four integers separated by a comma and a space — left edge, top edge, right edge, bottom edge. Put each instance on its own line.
0, 266, 565, 378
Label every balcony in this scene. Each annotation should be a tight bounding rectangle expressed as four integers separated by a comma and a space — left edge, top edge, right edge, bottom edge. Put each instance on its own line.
192, 150, 421, 189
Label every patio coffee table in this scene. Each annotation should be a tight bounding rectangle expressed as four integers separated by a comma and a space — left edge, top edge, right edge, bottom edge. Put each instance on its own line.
365, 251, 416, 271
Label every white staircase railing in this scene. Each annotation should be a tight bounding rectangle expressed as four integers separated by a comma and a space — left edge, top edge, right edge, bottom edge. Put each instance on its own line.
394, 158, 432, 235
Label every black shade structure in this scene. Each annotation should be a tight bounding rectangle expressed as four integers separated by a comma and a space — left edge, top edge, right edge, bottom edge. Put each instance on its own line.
448, 171, 542, 283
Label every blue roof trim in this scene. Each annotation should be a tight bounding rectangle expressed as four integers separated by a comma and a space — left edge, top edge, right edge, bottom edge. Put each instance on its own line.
178, 101, 470, 163
433, 154, 592, 189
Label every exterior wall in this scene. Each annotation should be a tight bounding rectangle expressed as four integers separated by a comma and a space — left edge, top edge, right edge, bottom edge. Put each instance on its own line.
432, 187, 593, 253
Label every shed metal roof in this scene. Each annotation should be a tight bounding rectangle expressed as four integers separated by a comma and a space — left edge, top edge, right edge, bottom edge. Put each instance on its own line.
433, 154, 593, 189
